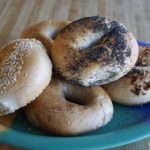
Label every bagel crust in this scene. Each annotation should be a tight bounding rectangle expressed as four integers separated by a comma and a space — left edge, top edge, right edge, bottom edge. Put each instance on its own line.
0, 39, 52, 115
21, 20, 70, 56
51, 16, 139, 86
24, 78, 113, 135
103, 46, 150, 105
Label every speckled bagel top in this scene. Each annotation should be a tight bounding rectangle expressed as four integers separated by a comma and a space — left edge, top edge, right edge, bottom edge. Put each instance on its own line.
0, 39, 52, 115
51, 16, 138, 86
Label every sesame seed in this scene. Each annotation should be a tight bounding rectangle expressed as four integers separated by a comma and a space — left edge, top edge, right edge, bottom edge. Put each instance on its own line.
0, 39, 37, 94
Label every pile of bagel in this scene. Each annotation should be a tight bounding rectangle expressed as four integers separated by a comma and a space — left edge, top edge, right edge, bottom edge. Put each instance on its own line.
0, 16, 150, 136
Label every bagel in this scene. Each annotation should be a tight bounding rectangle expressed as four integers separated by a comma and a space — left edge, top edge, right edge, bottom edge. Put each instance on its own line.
103, 46, 150, 105
24, 78, 113, 135
0, 39, 52, 115
21, 20, 71, 56
51, 16, 139, 86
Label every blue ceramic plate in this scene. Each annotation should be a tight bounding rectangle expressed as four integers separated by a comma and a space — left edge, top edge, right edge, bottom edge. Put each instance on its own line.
0, 41, 150, 150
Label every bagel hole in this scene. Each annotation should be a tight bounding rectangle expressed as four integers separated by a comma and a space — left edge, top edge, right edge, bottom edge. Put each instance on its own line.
44, 28, 58, 40
49, 32, 57, 39
46, 27, 62, 40
64, 93, 86, 106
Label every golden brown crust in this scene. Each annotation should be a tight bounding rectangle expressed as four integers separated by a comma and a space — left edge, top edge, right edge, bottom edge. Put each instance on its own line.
0, 39, 52, 115
21, 20, 71, 56
24, 78, 113, 135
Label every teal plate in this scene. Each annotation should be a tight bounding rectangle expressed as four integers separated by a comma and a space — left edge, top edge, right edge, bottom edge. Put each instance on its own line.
0, 41, 150, 150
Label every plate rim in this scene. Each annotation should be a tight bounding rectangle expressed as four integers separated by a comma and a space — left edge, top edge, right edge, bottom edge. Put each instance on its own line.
1, 115, 150, 150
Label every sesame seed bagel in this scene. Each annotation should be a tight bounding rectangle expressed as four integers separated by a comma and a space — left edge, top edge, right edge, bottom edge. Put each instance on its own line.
103, 46, 150, 105
0, 39, 52, 115
24, 78, 113, 135
21, 20, 71, 56
51, 16, 139, 86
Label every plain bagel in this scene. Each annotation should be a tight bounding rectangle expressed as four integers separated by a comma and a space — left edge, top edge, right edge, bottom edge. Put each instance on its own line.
103, 46, 150, 105
51, 16, 139, 86
24, 78, 113, 135
21, 20, 71, 56
0, 39, 52, 115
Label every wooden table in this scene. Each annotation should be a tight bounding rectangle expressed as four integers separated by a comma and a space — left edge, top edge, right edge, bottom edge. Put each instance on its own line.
0, 0, 150, 149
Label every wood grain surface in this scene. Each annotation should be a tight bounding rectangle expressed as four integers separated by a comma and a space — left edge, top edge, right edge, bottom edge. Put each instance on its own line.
0, 0, 150, 150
